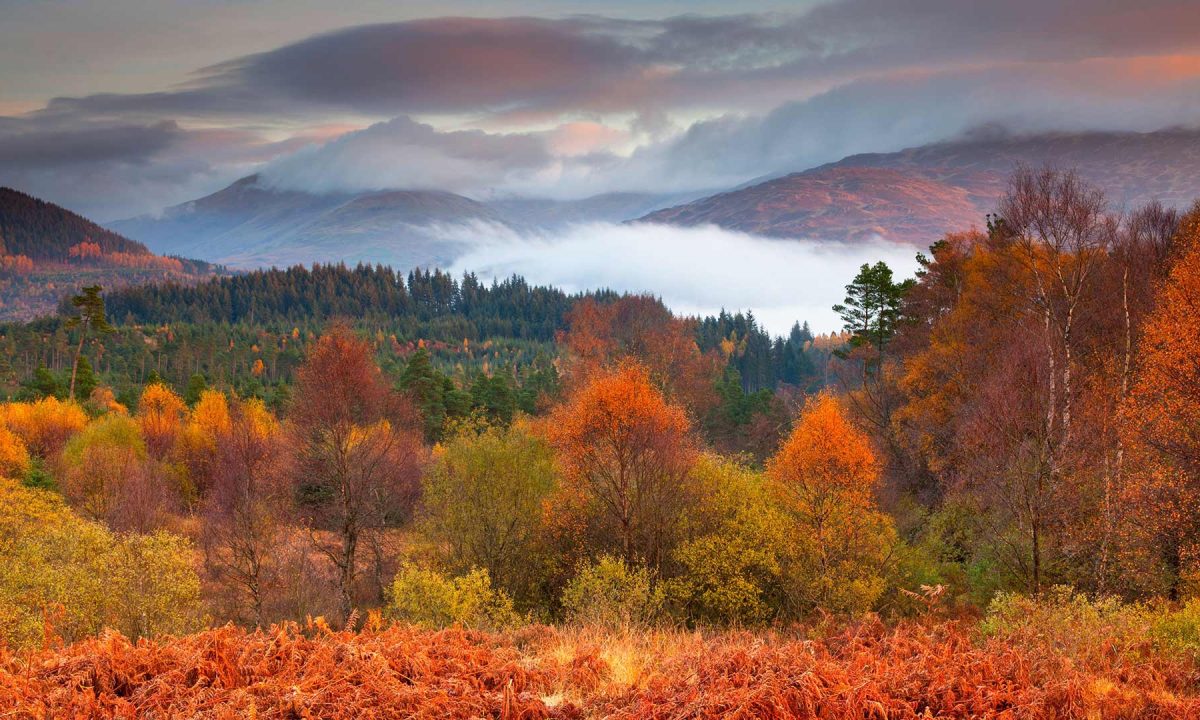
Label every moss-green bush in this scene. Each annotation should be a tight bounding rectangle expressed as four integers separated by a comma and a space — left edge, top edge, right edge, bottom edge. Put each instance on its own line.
385, 563, 519, 630
561, 555, 663, 627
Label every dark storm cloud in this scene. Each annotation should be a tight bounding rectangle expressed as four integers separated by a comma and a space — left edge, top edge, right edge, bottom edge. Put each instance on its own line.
0, 120, 183, 170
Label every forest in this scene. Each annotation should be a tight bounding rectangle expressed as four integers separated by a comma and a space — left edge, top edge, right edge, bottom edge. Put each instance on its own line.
4, 166, 1200, 717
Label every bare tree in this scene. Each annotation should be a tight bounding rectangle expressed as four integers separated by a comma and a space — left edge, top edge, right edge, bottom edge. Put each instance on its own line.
1001, 166, 1112, 447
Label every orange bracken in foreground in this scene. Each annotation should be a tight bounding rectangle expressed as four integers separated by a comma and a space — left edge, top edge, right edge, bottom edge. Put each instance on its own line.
2, 617, 1198, 719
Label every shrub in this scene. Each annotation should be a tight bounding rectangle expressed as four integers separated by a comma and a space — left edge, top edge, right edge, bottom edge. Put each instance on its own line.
980, 586, 1155, 668
106, 531, 205, 640
385, 564, 519, 630
0, 478, 202, 648
1151, 598, 1200, 660
664, 456, 782, 626
666, 533, 777, 626
0, 425, 30, 479
561, 555, 663, 627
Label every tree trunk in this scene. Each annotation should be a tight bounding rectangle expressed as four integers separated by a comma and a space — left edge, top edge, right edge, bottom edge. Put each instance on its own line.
340, 526, 358, 626
68, 325, 87, 399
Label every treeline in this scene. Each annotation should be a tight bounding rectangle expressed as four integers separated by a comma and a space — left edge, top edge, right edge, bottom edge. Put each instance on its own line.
3, 265, 832, 411
101, 265, 580, 341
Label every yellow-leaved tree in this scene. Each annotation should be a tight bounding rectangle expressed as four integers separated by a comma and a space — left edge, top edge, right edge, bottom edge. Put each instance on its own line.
137, 382, 187, 459
0, 397, 87, 459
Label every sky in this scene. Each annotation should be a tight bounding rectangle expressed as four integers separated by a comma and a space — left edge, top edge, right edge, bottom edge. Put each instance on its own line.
3, 0, 1200, 221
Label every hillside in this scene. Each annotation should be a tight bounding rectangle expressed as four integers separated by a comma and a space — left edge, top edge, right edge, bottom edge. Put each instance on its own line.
640, 127, 1200, 244
0, 187, 153, 261
112, 177, 689, 270
0, 188, 221, 321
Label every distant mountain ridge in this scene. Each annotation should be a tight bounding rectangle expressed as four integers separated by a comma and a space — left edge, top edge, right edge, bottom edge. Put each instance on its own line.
112, 177, 694, 270
639, 127, 1200, 245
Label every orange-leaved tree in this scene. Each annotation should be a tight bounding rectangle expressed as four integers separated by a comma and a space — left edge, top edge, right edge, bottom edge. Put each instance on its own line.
1124, 202, 1200, 593
767, 391, 896, 615
137, 382, 187, 459
560, 295, 721, 415
0, 425, 30, 479
546, 362, 698, 572
0, 397, 87, 459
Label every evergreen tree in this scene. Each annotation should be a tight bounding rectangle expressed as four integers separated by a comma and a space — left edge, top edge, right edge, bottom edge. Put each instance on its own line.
832, 262, 912, 369
65, 285, 113, 399
184, 373, 208, 406
74, 356, 98, 401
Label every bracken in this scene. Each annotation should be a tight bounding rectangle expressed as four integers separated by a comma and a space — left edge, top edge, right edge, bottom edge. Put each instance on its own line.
2, 617, 1198, 719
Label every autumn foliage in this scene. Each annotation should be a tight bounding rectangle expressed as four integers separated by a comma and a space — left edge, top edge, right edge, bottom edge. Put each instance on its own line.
546, 362, 697, 570
8, 169, 1200, 716
1124, 203, 1200, 587
3, 616, 1199, 719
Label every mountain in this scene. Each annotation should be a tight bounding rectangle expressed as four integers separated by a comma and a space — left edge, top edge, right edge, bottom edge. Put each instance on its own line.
109, 176, 507, 270
0, 188, 221, 322
640, 128, 1200, 245
486, 191, 704, 228
112, 177, 689, 270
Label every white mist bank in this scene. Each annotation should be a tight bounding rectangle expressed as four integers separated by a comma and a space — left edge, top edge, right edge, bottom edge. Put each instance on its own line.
442, 221, 922, 335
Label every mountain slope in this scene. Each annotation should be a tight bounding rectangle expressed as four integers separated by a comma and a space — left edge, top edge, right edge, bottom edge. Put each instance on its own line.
0, 188, 220, 321
111, 177, 693, 269
0, 187, 154, 261
640, 128, 1200, 245
487, 191, 705, 228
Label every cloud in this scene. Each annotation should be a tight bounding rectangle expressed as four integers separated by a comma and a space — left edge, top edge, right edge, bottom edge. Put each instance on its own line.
32, 3, 1200, 124
442, 220, 922, 334
0, 117, 318, 219
0, 120, 182, 170
5, 4, 1200, 216
590, 61, 1200, 195
259, 116, 551, 195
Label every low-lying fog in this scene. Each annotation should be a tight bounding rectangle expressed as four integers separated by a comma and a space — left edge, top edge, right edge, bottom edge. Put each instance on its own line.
441, 221, 922, 335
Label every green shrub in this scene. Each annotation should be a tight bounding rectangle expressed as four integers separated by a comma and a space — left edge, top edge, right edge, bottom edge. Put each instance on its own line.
664, 457, 782, 626
980, 587, 1154, 667
665, 533, 777, 626
1150, 598, 1200, 660
0, 478, 202, 648
418, 422, 556, 608
385, 563, 519, 630
983, 587, 1200, 666
561, 555, 663, 627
